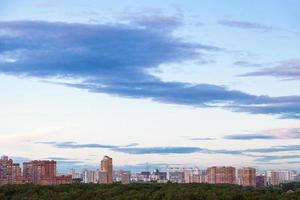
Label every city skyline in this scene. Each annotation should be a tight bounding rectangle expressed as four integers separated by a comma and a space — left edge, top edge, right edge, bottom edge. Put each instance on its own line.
1, 155, 299, 186
1, 0, 300, 171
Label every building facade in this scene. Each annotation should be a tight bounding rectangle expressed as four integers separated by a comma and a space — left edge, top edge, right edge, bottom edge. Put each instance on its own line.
167, 168, 185, 183
266, 171, 280, 186
237, 167, 256, 187
0, 156, 23, 185
100, 156, 113, 184
23, 160, 57, 185
207, 166, 236, 184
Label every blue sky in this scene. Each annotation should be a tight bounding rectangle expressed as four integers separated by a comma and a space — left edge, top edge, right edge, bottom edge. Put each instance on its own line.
0, 0, 300, 172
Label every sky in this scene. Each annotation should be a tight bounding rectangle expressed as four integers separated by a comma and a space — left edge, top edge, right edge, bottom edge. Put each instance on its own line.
0, 0, 300, 172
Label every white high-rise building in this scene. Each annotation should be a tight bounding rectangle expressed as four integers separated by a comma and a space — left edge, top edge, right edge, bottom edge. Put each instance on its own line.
167, 168, 185, 183
82, 169, 98, 183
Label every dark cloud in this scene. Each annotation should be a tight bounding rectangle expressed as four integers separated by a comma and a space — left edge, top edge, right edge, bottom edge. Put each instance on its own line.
114, 146, 203, 154
36, 141, 119, 149
226, 100, 300, 119
245, 145, 300, 153
224, 133, 274, 140
38, 141, 246, 155
234, 61, 263, 68
38, 141, 300, 166
240, 59, 300, 80
131, 15, 182, 30
0, 21, 300, 118
39, 141, 205, 154
218, 20, 274, 31
204, 149, 245, 155
254, 155, 300, 163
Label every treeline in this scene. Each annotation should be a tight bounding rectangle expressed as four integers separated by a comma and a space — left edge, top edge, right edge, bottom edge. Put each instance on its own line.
0, 182, 300, 200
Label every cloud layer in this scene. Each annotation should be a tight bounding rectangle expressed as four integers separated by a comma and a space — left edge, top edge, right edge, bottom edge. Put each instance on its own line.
224, 128, 300, 140
0, 21, 300, 118
38, 141, 300, 164
38, 141, 300, 156
241, 59, 300, 80
218, 20, 274, 31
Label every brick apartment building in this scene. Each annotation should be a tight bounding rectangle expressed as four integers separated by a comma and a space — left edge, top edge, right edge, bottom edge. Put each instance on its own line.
207, 166, 236, 184
0, 156, 23, 185
23, 160, 71, 185
237, 167, 256, 187
1, 156, 71, 186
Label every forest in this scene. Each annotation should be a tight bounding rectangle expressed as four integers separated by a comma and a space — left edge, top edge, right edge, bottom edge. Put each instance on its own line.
0, 182, 300, 200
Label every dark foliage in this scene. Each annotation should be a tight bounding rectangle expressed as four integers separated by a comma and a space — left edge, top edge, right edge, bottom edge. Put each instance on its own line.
0, 183, 299, 200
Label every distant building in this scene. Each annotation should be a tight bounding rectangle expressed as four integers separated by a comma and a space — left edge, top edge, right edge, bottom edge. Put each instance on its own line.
151, 169, 167, 183
98, 171, 108, 184
69, 168, 82, 180
100, 156, 113, 184
199, 170, 208, 183
266, 171, 280, 186
184, 168, 207, 183
278, 171, 289, 183
0, 156, 23, 185
289, 171, 297, 182
256, 175, 265, 187
130, 173, 146, 182
113, 170, 131, 184
141, 171, 151, 182
120, 171, 131, 184
184, 168, 197, 183
278, 170, 296, 183
237, 167, 256, 187
23, 160, 57, 185
167, 168, 185, 183
55, 175, 72, 185
0, 156, 71, 185
264, 170, 296, 185
82, 169, 98, 183
295, 174, 300, 182
207, 166, 236, 184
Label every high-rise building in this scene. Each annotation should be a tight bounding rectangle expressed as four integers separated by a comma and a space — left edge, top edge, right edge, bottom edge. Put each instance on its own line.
100, 156, 113, 184
55, 175, 72, 185
256, 175, 265, 187
82, 169, 98, 183
264, 170, 296, 185
149, 169, 167, 183
266, 171, 280, 186
113, 170, 131, 184
0, 156, 23, 185
167, 168, 185, 183
98, 171, 108, 184
289, 171, 297, 182
207, 166, 216, 184
120, 171, 131, 184
141, 171, 151, 182
237, 167, 256, 187
278, 170, 296, 183
207, 166, 236, 184
69, 168, 82, 180
23, 160, 56, 185
1, 157, 71, 185
184, 168, 207, 183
